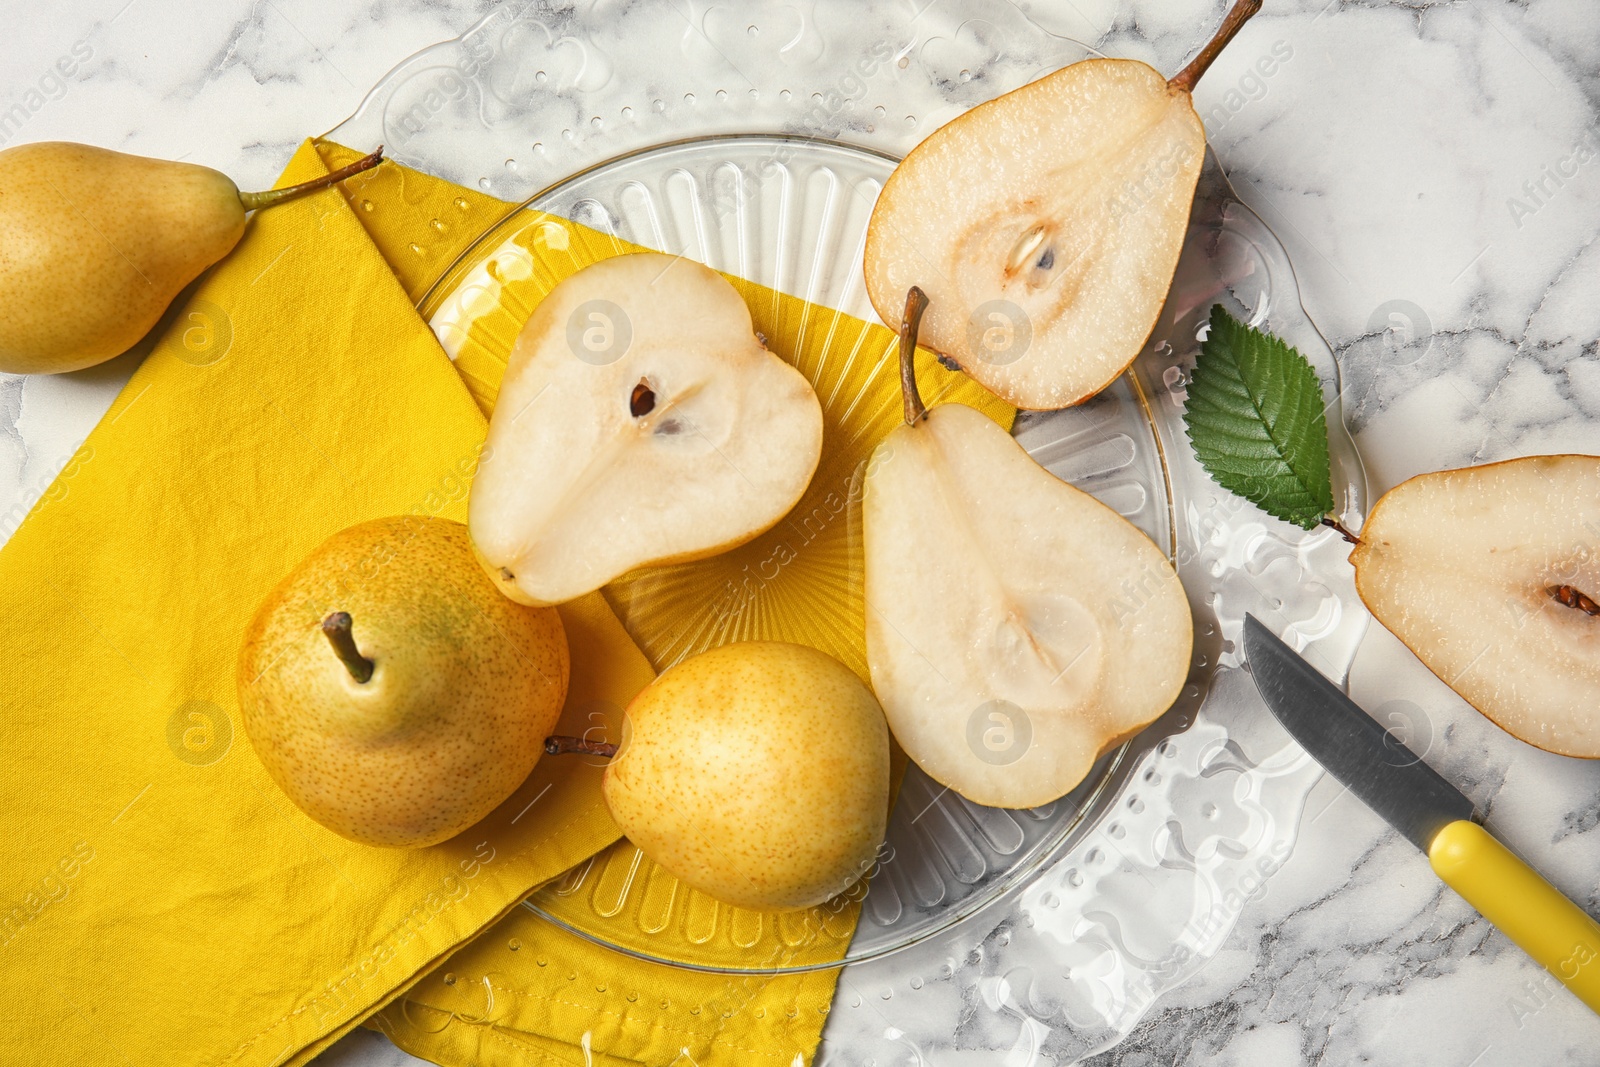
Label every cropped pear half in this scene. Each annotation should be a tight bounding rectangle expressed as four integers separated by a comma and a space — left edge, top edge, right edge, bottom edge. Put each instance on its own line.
864, 0, 1261, 410
864, 289, 1193, 808
1351, 455, 1600, 758
238, 516, 569, 848
470, 252, 824, 607
0, 142, 382, 374
547, 641, 890, 911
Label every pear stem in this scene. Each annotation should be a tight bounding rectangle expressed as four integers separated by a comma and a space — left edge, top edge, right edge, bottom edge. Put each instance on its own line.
899, 286, 930, 426
1548, 584, 1600, 617
238, 147, 385, 213
321, 611, 374, 684
1320, 516, 1360, 545
544, 735, 619, 759
1168, 0, 1263, 95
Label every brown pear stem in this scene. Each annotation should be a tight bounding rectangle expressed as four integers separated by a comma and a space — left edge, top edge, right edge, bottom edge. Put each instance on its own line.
544, 736, 619, 759
1168, 0, 1263, 95
238, 147, 385, 212
321, 611, 374, 684
1320, 516, 1360, 545
1549, 584, 1600, 617
899, 286, 930, 426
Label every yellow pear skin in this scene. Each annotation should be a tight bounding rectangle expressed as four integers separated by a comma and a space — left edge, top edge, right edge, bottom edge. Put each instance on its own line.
238, 516, 569, 848
601, 642, 890, 911
0, 141, 382, 374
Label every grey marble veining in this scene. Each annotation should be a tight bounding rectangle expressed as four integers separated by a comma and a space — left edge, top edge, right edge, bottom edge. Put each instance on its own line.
2, 1, 1597, 1064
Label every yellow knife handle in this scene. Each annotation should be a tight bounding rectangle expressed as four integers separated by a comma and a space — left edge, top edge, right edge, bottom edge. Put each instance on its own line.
1429, 819, 1600, 1015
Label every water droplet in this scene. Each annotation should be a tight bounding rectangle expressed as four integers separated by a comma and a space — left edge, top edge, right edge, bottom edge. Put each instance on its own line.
910, 976, 924, 990
596, 985, 606, 994
660, 1000, 669, 1010
716, 89, 727, 101
652, 99, 665, 112
779, 88, 792, 100
880, 988, 893, 1000
408, 242, 423, 256
477, 177, 492, 191
1109, 823, 1126, 839
851, 995, 862, 1008
532, 141, 544, 153
1043, 892, 1060, 908
1145, 770, 1162, 785
621, 106, 633, 118
747, 23, 758, 35
442, 973, 456, 985
430, 217, 445, 233
453, 197, 469, 211
590, 115, 602, 129
566, 973, 576, 982
359, 199, 373, 212
535, 957, 546, 967
507, 938, 521, 951
561, 128, 575, 141
1128, 797, 1145, 813
684, 92, 696, 104
897, 56, 909, 68
690, 1006, 701, 1015
535, 70, 547, 83
959, 68, 971, 82
998, 931, 1011, 946
626, 992, 637, 1002
905, 114, 917, 126
1202, 802, 1219, 819
1159, 740, 1177, 758
1088, 848, 1104, 865
1067, 869, 1084, 887
1155, 340, 1174, 358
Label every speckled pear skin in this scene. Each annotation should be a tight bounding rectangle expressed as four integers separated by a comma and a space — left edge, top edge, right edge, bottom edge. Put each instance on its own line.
603, 641, 890, 911
0, 142, 247, 374
238, 516, 569, 848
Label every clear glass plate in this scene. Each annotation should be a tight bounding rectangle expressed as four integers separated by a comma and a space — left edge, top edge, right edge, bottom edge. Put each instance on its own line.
329, 0, 1371, 1054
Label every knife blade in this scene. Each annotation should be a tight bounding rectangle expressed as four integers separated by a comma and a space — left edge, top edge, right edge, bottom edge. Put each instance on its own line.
1242, 613, 1600, 1017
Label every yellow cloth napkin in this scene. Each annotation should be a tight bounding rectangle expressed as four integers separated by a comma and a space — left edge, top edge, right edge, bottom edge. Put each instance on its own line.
0, 140, 654, 1067
303, 142, 1015, 1066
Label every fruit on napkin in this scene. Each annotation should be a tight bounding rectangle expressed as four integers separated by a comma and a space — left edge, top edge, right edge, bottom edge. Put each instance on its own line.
864, 290, 1192, 808
1351, 455, 1600, 758
863, 0, 1261, 409
238, 515, 569, 847
469, 252, 824, 607
548, 640, 890, 911
0, 140, 381, 374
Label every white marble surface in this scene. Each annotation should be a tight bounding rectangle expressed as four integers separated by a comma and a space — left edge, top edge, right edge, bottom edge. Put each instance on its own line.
3, 1, 1598, 1064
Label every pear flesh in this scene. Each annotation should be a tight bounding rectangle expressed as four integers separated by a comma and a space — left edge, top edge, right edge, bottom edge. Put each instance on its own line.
1352, 455, 1600, 758
865, 402, 1193, 809
864, 0, 1260, 410
601, 641, 890, 912
238, 516, 569, 848
470, 252, 824, 607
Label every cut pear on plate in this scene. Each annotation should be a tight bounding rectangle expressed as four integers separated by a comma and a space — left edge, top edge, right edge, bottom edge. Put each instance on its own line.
863, 289, 1194, 808
1352, 455, 1600, 757
864, 0, 1261, 410
470, 252, 824, 606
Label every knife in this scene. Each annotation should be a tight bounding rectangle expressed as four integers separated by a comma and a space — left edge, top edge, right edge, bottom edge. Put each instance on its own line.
1241, 613, 1600, 1015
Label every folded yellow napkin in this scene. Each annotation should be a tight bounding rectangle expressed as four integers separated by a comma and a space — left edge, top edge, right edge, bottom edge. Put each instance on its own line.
0, 141, 654, 1067
301, 142, 1014, 1066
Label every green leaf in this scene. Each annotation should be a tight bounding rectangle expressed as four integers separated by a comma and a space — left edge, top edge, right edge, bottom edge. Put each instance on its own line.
1182, 305, 1335, 530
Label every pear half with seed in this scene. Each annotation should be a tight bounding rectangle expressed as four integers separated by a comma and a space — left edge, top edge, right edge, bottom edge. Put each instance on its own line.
864, 0, 1260, 410
863, 290, 1193, 808
470, 253, 823, 606
1352, 455, 1600, 757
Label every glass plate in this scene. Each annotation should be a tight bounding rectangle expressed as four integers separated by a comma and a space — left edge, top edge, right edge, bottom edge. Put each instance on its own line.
328, 0, 1371, 1055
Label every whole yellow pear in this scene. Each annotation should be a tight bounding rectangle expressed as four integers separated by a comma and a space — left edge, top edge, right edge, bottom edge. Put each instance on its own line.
238, 516, 568, 848
598, 641, 889, 911
0, 141, 380, 374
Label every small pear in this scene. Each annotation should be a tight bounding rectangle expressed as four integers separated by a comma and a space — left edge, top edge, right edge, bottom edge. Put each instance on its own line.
0, 141, 382, 374
550, 641, 890, 911
863, 290, 1193, 808
238, 516, 568, 848
864, 0, 1260, 409
1351, 455, 1600, 757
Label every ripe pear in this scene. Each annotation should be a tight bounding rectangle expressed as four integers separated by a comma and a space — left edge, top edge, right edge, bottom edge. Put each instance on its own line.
863, 290, 1193, 808
1351, 455, 1600, 757
552, 641, 889, 911
238, 516, 568, 848
470, 252, 824, 607
863, 0, 1261, 410
0, 141, 382, 374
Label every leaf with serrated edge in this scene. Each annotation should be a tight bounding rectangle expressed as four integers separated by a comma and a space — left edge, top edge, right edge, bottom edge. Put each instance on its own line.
1182, 305, 1334, 530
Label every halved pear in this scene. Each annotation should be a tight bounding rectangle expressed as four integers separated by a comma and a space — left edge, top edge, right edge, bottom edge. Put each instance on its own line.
864, 0, 1260, 410
1352, 455, 1600, 757
470, 253, 824, 606
863, 290, 1193, 808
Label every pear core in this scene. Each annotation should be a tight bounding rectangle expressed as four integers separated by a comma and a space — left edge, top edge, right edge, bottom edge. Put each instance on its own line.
238, 516, 569, 847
